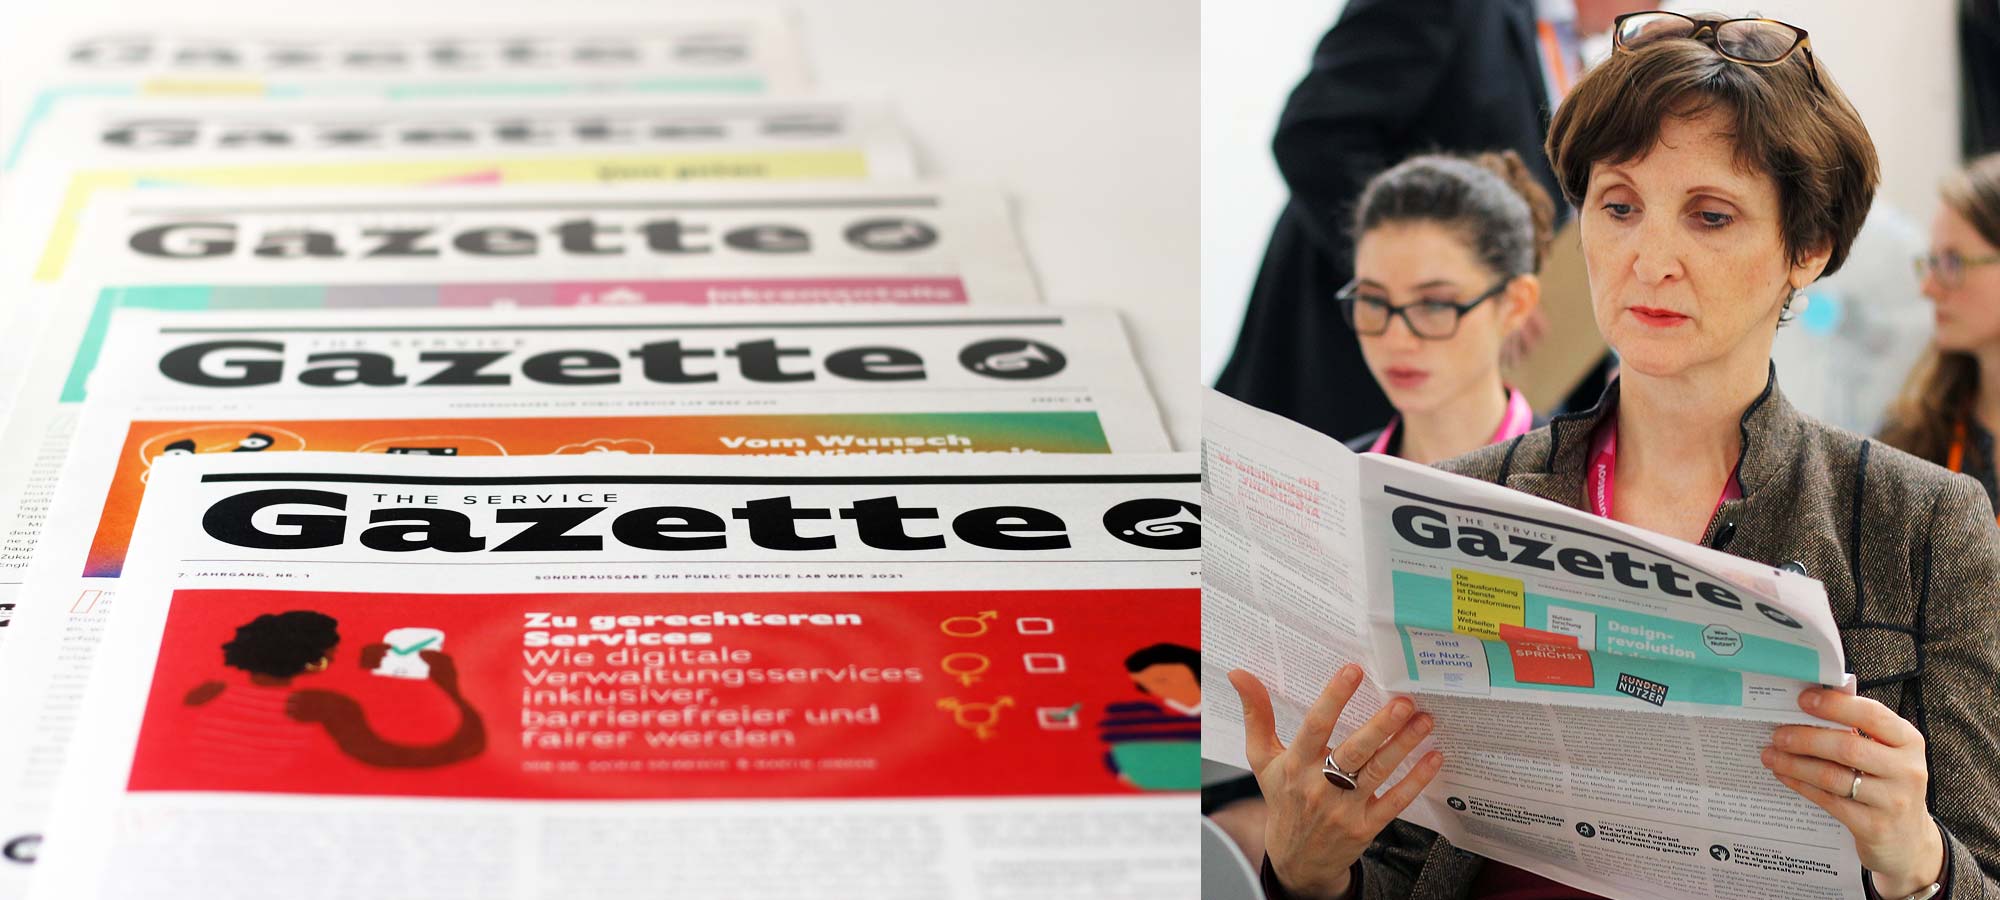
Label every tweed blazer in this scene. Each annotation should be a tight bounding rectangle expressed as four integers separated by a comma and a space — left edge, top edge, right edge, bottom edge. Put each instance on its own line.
1350, 370, 2000, 900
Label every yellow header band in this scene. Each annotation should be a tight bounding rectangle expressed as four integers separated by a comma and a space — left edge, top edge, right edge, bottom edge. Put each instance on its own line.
34, 150, 871, 281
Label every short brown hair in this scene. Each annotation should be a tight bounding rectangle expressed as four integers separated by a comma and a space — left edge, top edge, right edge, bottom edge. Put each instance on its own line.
1546, 38, 1879, 278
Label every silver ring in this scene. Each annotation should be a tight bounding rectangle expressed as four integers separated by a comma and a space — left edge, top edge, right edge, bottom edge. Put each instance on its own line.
1847, 770, 1862, 801
1322, 753, 1361, 791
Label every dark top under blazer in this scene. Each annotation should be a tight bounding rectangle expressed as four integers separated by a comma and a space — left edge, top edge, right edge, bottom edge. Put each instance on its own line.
1352, 369, 2000, 899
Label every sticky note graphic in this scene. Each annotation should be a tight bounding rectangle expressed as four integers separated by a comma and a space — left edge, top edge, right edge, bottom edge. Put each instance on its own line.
1407, 627, 1491, 695
1545, 606, 1597, 650
1500, 624, 1595, 688
1497, 623, 1577, 648
1450, 568, 1524, 640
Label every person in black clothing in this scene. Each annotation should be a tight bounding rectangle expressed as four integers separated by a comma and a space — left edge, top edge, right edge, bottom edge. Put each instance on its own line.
1216, 0, 1642, 441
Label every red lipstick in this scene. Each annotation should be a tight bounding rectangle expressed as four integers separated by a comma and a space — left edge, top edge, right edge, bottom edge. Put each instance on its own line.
1629, 306, 1689, 327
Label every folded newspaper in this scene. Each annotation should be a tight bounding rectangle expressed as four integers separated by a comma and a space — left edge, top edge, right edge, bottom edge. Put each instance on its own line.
1201, 389, 1866, 900
26, 451, 1199, 899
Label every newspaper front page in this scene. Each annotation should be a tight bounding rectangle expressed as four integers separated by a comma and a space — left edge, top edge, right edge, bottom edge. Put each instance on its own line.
0, 92, 916, 299
0, 303, 1167, 896
1, 12, 810, 172
26, 451, 1200, 899
0, 181, 1041, 590
0, 91, 915, 398
1200, 389, 1867, 900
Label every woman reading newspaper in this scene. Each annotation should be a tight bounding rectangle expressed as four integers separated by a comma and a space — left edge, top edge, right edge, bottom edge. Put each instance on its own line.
1231, 11, 2000, 900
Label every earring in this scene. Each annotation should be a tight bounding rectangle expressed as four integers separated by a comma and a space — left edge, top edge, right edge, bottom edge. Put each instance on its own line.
1788, 287, 1809, 318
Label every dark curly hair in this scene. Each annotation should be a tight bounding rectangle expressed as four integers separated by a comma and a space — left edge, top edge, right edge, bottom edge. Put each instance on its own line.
1123, 643, 1200, 682
222, 610, 340, 678
1353, 150, 1557, 278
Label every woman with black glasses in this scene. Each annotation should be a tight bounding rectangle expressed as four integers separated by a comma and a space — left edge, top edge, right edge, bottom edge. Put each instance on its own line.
1202, 148, 1553, 868
1881, 153, 2000, 515
1235, 10, 2000, 900
1340, 150, 1552, 462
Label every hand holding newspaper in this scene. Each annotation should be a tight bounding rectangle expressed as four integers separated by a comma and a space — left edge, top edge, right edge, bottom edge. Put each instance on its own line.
1200, 389, 1866, 900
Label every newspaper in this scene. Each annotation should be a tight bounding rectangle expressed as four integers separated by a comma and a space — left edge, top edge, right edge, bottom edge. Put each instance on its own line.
0, 181, 1042, 586
17, 94, 912, 176
0, 12, 811, 172
0, 93, 916, 297
1200, 389, 1867, 900
59, 180, 1037, 301
23, 450, 1200, 899
0, 302, 1167, 893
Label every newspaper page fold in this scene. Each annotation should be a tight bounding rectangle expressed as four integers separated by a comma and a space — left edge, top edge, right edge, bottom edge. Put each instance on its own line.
1202, 388, 1866, 900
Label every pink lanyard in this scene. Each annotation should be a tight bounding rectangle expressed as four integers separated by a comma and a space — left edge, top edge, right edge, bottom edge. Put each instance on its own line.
1585, 413, 1741, 520
1369, 387, 1535, 457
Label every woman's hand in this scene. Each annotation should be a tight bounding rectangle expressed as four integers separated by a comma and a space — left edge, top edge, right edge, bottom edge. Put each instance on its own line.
1229, 663, 1444, 900
1763, 687, 1944, 898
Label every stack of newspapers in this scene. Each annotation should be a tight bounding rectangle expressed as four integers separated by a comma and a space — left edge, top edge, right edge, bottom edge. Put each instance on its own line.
0, 11, 1198, 899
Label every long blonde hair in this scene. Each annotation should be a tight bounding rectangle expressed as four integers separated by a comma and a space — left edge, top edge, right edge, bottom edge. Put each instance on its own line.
1880, 154, 2000, 464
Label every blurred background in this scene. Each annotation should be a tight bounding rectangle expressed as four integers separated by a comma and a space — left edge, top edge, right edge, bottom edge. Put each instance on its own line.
1203, 0, 1959, 435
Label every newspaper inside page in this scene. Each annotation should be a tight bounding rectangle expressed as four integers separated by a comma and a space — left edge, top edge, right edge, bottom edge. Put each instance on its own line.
1200, 389, 1866, 900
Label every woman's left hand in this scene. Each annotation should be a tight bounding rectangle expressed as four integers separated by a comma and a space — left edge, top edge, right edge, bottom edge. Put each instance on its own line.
1764, 687, 1944, 898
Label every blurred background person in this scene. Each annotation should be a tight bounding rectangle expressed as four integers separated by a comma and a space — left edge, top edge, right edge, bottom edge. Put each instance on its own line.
1205, 149, 1553, 860
1210, 0, 1650, 443
1340, 151, 1553, 460
1881, 152, 2000, 511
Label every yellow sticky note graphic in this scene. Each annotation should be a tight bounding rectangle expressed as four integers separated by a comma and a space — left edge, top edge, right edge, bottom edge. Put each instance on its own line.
1451, 568, 1525, 639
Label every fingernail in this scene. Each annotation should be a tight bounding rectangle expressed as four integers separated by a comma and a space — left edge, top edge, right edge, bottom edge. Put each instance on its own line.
1341, 665, 1362, 685
1773, 731, 1791, 749
1760, 747, 1775, 767
1413, 714, 1433, 734
1390, 698, 1412, 719
1799, 689, 1819, 710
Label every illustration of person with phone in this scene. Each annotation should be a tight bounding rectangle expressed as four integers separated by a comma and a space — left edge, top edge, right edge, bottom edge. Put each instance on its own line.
182, 610, 485, 769
1099, 642, 1202, 791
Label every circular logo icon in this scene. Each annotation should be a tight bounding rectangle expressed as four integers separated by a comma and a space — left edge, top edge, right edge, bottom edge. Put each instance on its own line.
959, 339, 1067, 380
844, 217, 938, 252
1756, 602, 1801, 629
1574, 822, 1596, 839
1709, 844, 1732, 862
2, 834, 38, 865
1103, 499, 1202, 551
1446, 797, 1467, 812
1701, 624, 1743, 656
